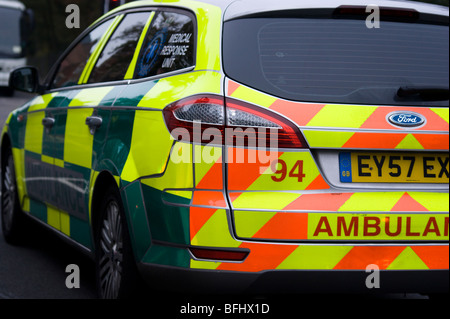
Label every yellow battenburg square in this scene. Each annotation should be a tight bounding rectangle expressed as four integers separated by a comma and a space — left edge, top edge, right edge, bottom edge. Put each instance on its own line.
64, 87, 113, 168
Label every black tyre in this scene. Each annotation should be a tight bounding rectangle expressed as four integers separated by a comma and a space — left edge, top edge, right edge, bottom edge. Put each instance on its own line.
1, 148, 27, 244
95, 186, 140, 299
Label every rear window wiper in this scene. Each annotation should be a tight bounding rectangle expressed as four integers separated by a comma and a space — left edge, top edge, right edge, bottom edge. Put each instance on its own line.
397, 86, 449, 101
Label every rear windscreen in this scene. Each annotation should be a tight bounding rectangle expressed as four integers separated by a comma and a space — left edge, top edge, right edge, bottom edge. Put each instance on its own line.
223, 17, 449, 106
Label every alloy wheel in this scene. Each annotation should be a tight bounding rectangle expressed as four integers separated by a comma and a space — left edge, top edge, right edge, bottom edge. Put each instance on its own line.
98, 200, 124, 299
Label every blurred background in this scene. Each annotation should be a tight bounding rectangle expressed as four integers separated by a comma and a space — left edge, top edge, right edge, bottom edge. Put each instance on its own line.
22, 0, 140, 81
0, 0, 134, 89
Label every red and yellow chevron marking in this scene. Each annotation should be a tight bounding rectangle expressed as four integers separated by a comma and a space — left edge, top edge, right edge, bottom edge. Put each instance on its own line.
232, 191, 448, 241
227, 80, 449, 151
227, 148, 329, 191
190, 242, 449, 272
194, 145, 223, 190
189, 194, 448, 271
303, 131, 449, 150
188, 86, 449, 271
235, 211, 448, 241
231, 191, 449, 212
190, 187, 448, 270
333, 246, 449, 270
192, 191, 227, 208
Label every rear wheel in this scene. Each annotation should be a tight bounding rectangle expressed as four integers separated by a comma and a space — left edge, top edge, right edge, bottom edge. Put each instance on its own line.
95, 186, 140, 299
1, 148, 27, 244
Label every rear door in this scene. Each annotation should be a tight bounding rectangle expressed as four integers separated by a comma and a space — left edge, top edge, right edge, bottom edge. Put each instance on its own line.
24, 16, 115, 240
45, 11, 153, 248
222, 8, 449, 243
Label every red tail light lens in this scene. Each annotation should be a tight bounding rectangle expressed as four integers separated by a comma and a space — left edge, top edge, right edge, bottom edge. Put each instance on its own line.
225, 98, 307, 148
163, 95, 225, 144
163, 94, 308, 148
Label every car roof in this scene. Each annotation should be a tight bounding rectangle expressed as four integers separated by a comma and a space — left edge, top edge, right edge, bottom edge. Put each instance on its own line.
221, 0, 449, 20
111, 0, 448, 24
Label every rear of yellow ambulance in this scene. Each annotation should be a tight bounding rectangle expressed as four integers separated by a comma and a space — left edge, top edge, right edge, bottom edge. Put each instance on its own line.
172, 1, 449, 294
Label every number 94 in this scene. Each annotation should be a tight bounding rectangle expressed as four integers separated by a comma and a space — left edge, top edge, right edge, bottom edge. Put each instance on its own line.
271, 159, 306, 183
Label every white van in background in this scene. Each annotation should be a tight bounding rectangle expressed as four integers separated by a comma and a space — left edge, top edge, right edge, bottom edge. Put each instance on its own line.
0, 0, 33, 95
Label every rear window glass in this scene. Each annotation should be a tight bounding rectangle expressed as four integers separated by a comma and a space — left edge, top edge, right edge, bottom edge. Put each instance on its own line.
223, 17, 449, 106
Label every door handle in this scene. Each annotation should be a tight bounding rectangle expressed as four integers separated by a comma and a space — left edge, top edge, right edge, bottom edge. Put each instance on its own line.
42, 117, 55, 128
85, 116, 102, 134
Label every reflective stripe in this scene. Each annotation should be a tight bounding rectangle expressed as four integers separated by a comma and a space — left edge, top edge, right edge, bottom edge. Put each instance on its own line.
190, 209, 238, 248
303, 130, 354, 149
231, 192, 448, 242
192, 191, 227, 208
227, 79, 449, 132
303, 130, 449, 150
228, 84, 277, 108
334, 246, 408, 270
216, 243, 298, 272
277, 246, 353, 270
227, 79, 448, 150
432, 108, 449, 124
387, 247, 429, 270
194, 144, 223, 189
395, 134, 424, 150
227, 149, 323, 191
338, 192, 404, 212
191, 243, 449, 272
306, 104, 377, 128
410, 246, 450, 270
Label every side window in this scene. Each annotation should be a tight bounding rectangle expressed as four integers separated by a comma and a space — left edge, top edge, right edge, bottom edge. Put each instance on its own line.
51, 19, 113, 89
88, 12, 151, 83
135, 10, 195, 79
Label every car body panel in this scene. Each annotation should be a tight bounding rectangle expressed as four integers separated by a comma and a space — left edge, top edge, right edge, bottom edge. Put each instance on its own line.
1, 0, 448, 294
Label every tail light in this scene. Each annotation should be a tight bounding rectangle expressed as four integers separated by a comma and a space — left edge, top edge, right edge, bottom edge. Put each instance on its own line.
163, 94, 307, 149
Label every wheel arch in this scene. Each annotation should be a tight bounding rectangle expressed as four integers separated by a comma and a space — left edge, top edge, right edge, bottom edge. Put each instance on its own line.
90, 170, 121, 241
1, 132, 12, 165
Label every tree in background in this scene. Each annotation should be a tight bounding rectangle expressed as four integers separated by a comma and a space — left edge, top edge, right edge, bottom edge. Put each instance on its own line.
22, 0, 103, 80
20, 0, 448, 81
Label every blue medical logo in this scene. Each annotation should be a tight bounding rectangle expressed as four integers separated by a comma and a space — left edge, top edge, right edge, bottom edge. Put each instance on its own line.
136, 29, 168, 77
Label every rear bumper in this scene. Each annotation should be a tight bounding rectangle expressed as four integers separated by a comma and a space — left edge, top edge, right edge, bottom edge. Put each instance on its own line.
138, 262, 449, 294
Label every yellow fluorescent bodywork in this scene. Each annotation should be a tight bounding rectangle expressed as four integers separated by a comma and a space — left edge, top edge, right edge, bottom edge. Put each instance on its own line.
24, 94, 57, 155
64, 87, 114, 168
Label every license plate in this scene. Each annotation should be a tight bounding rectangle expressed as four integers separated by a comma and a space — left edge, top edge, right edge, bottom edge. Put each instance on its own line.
339, 152, 449, 183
